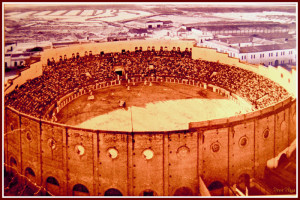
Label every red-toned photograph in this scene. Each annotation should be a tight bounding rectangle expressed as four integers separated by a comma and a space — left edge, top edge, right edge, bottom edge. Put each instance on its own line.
2, 2, 297, 197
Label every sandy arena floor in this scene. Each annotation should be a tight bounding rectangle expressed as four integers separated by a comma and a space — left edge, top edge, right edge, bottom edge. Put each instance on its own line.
57, 82, 250, 131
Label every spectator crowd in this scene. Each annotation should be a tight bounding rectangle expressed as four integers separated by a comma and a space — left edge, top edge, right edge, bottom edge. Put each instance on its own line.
5, 47, 290, 119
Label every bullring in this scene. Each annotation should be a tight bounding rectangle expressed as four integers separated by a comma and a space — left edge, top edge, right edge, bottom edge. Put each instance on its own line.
4, 40, 296, 196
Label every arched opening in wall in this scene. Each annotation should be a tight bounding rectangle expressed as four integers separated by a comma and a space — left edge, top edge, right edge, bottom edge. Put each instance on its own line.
5, 157, 19, 189
46, 176, 60, 195
25, 167, 36, 182
208, 181, 224, 196
174, 187, 194, 196
10, 157, 17, 168
237, 173, 250, 194
104, 188, 123, 196
278, 153, 288, 168
9, 157, 17, 176
140, 189, 157, 196
73, 184, 90, 196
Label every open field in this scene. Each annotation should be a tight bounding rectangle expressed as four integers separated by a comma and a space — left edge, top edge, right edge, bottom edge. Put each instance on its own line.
5, 9, 153, 23
57, 82, 250, 131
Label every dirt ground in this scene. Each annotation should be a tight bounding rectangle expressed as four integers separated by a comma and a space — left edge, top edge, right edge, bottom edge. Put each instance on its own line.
57, 82, 248, 131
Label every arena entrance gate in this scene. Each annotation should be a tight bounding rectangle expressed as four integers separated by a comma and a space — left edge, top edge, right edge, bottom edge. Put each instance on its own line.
114, 66, 124, 76
72, 184, 89, 196
208, 181, 224, 196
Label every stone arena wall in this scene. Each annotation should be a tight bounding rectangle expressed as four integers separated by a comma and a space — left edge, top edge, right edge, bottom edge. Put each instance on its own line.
4, 96, 296, 196
4, 40, 297, 196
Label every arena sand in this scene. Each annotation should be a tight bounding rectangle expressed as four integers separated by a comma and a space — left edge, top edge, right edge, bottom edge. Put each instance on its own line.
77, 98, 248, 131
58, 82, 251, 131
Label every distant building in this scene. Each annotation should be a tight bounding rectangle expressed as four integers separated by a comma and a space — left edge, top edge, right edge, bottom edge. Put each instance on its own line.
162, 20, 173, 27
129, 28, 149, 38
184, 21, 290, 36
239, 41, 296, 67
201, 36, 296, 67
146, 20, 173, 29
146, 20, 164, 29
107, 36, 128, 42
4, 43, 44, 69
177, 27, 190, 38
5, 53, 29, 68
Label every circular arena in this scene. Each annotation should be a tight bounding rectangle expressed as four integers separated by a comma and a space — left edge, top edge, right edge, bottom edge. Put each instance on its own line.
4, 40, 296, 196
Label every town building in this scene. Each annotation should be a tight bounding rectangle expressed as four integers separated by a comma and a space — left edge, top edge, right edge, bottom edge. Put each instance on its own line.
184, 21, 290, 36
128, 28, 149, 38
200, 35, 296, 69
146, 20, 173, 29
239, 41, 296, 67
4, 42, 50, 69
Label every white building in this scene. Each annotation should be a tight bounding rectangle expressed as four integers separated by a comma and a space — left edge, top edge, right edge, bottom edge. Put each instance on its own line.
184, 21, 290, 37
200, 37, 296, 67
4, 43, 30, 68
146, 20, 173, 29
4, 42, 51, 69
239, 42, 296, 66
128, 28, 149, 38
146, 20, 164, 29
191, 28, 213, 43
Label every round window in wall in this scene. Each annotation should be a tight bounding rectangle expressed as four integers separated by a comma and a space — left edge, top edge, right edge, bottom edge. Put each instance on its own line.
211, 142, 220, 153
108, 148, 118, 159
239, 136, 248, 147
47, 138, 56, 150
263, 128, 270, 139
10, 123, 14, 131
177, 146, 190, 157
75, 145, 85, 156
26, 131, 32, 142
143, 149, 154, 160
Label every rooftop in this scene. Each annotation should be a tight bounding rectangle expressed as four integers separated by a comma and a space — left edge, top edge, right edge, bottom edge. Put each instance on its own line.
185, 21, 289, 31
239, 41, 295, 53
184, 21, 287, 27
218, 36, 252, 44
177, 27, 188, 33
146, 20, 163, 23
129, 28, 148, 34
253, 33, 294, 40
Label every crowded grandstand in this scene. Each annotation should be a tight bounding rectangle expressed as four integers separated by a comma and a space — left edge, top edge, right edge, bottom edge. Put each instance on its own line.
4, 47, 290, 119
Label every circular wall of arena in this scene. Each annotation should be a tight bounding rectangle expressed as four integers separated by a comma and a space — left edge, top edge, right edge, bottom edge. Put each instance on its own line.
4, 40, 296, 196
